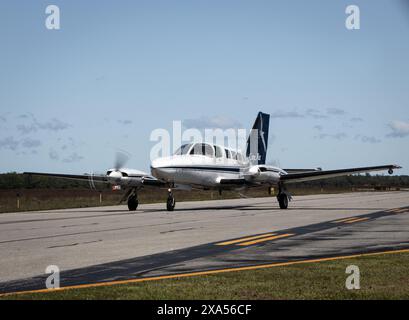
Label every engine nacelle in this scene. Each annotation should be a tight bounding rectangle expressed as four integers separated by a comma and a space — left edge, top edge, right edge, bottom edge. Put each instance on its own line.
245, 165, 284, 184
107, 169, 149, 187
120, 176, 144, 187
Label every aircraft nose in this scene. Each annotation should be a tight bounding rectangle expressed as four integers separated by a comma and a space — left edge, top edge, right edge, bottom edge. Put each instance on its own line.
151, 158, 162, 170
151, 159, 164, 177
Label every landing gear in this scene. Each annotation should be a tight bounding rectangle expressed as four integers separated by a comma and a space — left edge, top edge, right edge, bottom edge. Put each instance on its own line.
277, 183, 291, 209
166, 189, 175, 211
277, 193, 289, 209
127, 192, 138, 211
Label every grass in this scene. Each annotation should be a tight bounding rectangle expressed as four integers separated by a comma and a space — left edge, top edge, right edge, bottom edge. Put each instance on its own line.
3, 251, 409, 300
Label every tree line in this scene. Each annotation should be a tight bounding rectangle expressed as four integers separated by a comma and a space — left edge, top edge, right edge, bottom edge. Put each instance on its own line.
0, 172, 408, 190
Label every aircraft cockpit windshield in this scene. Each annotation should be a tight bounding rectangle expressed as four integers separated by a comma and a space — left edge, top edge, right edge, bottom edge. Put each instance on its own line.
190, 143, 214, 157
174, 143, 193, 155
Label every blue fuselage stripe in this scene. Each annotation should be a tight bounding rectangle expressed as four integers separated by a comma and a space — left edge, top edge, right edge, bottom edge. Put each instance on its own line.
153, 166, 242, 173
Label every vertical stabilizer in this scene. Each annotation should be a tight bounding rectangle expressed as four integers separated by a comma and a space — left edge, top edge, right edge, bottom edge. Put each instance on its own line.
246, 112, 270, 165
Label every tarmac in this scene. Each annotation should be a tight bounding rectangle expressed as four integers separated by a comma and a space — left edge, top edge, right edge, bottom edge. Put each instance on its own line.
0, 191, 408, 294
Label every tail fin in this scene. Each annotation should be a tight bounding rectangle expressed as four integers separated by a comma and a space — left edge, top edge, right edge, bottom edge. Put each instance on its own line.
245, 112, 270, 165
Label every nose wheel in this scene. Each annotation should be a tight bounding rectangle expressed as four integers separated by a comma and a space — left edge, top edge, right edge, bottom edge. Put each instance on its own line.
166, 189, 176, 211
127, 192, 138, 211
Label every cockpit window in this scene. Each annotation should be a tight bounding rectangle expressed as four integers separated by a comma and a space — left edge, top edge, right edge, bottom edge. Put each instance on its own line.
190, 143, 214, 157
174, 144, 193, 155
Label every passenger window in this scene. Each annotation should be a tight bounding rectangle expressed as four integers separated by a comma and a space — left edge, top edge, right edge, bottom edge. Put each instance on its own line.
203, 144, 214, 157
214, 146, 223, 158
225, 149, 231, 159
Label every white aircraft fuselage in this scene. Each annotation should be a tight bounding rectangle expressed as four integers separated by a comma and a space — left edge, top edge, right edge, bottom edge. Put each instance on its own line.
150, 145, 284, 189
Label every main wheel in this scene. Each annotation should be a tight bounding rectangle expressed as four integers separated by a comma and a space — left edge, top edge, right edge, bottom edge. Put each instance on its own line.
277, 194, 288, 209
127, 195, 138, 211
166, 196, 175, 211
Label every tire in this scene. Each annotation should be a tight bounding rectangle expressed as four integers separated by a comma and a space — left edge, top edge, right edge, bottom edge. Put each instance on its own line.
127, 195, 138, 211
278, 194, 288, 209
166, 197, 175, 211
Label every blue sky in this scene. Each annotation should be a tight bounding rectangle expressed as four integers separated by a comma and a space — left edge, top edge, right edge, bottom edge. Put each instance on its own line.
0, 0, 408, 174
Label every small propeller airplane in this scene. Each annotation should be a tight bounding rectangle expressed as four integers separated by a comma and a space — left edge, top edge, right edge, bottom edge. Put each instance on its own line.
24, 112, 401, 211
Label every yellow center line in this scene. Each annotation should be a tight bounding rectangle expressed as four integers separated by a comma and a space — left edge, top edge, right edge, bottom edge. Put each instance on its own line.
393, 208, 409, 213
2, 248, 409, 298
215, 233, 275, 246
343, 217, 369, 224
237, 233, 294, 246
332, 217, 360, 223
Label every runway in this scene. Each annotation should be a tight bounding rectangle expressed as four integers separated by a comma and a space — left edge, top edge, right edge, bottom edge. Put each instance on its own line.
0, 191, 408, 295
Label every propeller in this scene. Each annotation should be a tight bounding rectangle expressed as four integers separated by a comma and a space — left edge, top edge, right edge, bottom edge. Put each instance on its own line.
107, 150, 131, 182
114, 150, 131, 171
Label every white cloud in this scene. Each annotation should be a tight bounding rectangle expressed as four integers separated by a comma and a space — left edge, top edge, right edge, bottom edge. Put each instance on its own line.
49, 149, 59, 160
270, 110, 305, 119
306, 109, 328, 119
21, 138, 42, 148
17, 115, 71, 134
62, 152, 84, 163
118, 120, 133, 125
326, 108, 346, 116
316, 132, 347, 140
0, 136, 19, 150
387, 120, 409, 138
355, 134, 381, 144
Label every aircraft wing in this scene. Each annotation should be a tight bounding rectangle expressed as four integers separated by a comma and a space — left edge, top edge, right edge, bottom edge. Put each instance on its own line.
283, 168, 322, 173
141, 176, 168, 187
280, 164, 401, 184
24, 172, 109, 183
24, 171, 169, 189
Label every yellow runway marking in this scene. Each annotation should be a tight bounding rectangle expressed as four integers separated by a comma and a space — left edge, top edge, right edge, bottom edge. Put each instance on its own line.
392, 208, 409, 213
332, 217, 360, 223
215, 233, 275, 246
237, 233, 294, 246
2, 248, 409, 298
343, 217, 369, 224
